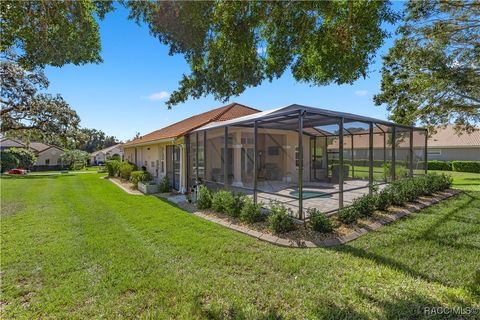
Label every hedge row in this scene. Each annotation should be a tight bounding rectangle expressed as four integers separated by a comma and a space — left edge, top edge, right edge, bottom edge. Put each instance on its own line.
424, 160, 480, 173
329, 159, 480, 173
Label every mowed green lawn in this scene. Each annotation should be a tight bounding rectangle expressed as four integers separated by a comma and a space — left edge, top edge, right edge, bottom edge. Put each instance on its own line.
1, 172, 479, 319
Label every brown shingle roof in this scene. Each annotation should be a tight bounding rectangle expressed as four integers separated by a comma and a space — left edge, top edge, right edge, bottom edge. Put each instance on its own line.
124, 103, 260, 147
428, 125, 480, 147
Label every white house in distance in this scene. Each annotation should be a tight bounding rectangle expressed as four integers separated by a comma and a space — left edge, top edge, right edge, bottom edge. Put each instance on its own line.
0, 138, 64, 170
90, 144, 124, 165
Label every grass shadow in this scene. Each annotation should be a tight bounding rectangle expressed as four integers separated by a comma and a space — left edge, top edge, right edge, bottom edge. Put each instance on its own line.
330, 191, 480, 298
355, 289, 476, 319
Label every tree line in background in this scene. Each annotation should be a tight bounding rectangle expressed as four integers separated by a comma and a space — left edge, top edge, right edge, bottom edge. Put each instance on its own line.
1, 0, 478, 139
1, 49, 120, 152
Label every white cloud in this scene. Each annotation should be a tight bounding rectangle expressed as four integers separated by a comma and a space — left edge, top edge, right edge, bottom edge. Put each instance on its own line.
354, 90, 368, 96
145, 91, 170, 101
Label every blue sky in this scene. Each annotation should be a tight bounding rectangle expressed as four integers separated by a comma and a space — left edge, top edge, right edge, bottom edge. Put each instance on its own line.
44, 3, 402, 141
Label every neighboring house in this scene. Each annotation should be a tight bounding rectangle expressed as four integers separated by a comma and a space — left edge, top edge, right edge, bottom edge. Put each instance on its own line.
90, 144, 124, 165
427, 125, 480, 161
0, 138, 64, 170
122, 103, 260, 192
0, 138, 26, 149
327, 125, 480, 163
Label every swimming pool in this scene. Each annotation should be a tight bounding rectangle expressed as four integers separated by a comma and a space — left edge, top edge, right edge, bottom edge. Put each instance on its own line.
289, 190, 332, 199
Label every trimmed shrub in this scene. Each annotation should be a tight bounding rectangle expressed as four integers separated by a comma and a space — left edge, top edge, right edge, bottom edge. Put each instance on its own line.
382, 163, 409, 180
159, 176, 171, 193
375, 188, 392, 211
105, 160, 121, 177
197, 185, 212, 210
308, 208, 334, 233
130, 170, 151, 187
0, 150, 19, 172
337, 207, 359, 225
119, 162, 134, 180
403, 178, 421, 202
107, 154, 121, 161
211, 190, 234, 214
226, 193, 245, 218
452, 161, 480, 173
427, 173, 452, 192
240, 198, 263, 223
428, 160, 452, 171
352, 194, 376, 218
268, 202, 294, 234
412, 175, 431, 196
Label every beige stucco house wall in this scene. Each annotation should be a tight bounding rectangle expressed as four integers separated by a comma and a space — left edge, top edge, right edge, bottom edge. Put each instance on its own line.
35, 146, 63, 166
123, 138, 188, 192
91, 144, 124, 164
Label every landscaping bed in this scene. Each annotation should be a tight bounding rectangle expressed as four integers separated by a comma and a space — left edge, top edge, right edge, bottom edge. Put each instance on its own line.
189, 173, 459, 246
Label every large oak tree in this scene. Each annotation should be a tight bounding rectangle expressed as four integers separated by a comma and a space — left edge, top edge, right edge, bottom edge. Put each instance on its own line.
374, 0, 480, 133
0, 53, 80, 140
126, 1, 397, 107
1, 0, 113, 69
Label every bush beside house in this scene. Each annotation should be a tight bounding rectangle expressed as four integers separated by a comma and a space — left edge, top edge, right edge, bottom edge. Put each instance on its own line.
0, 148, 37, 172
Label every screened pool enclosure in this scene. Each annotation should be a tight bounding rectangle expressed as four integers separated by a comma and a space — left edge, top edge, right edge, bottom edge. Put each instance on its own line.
186, 104, 427, 221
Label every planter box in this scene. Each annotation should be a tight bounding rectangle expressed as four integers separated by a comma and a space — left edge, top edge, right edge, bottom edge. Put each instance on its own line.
138, 181, 159, 194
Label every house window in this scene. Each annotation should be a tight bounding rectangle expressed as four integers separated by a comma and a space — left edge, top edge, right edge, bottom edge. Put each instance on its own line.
45, 159, 50, 165
151, 161, 155, 168
428, 149, 441, 155
161, 160, 164, 173
156, 160, 159, 168
144, 161, 148, 167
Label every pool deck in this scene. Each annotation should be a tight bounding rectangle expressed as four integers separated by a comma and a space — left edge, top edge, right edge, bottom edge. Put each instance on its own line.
253, 179, 387, 218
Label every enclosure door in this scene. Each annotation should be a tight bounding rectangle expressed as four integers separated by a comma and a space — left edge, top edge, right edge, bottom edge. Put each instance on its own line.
166, 145, 181, 190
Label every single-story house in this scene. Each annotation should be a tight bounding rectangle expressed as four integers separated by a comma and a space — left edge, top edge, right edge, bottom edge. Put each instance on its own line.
124, 103, 428, 219
122, 103, 260, 192
326, 125, 479, 163
0, 138, 65, 171
90, 144, 124, 165
426, 125, 480, 161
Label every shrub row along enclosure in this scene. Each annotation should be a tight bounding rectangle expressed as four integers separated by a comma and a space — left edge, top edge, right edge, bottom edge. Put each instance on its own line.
187, 104, 428, 221
196, 173, 453, 235
337, 173, 452, 225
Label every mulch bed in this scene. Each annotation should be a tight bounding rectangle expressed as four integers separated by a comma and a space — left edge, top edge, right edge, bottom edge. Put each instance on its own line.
189, 189, 461, 246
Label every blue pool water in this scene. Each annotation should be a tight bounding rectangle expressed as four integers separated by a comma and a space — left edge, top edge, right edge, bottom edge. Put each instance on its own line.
289, 191, 332, 199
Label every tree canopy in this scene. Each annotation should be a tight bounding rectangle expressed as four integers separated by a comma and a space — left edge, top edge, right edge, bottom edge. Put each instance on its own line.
75, 128, 119, 153
59, 149, 90, 170
127, 1, 397, 107
374, 1, 480, 133
0, 53, 81, 140
0, 0, 113, 69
